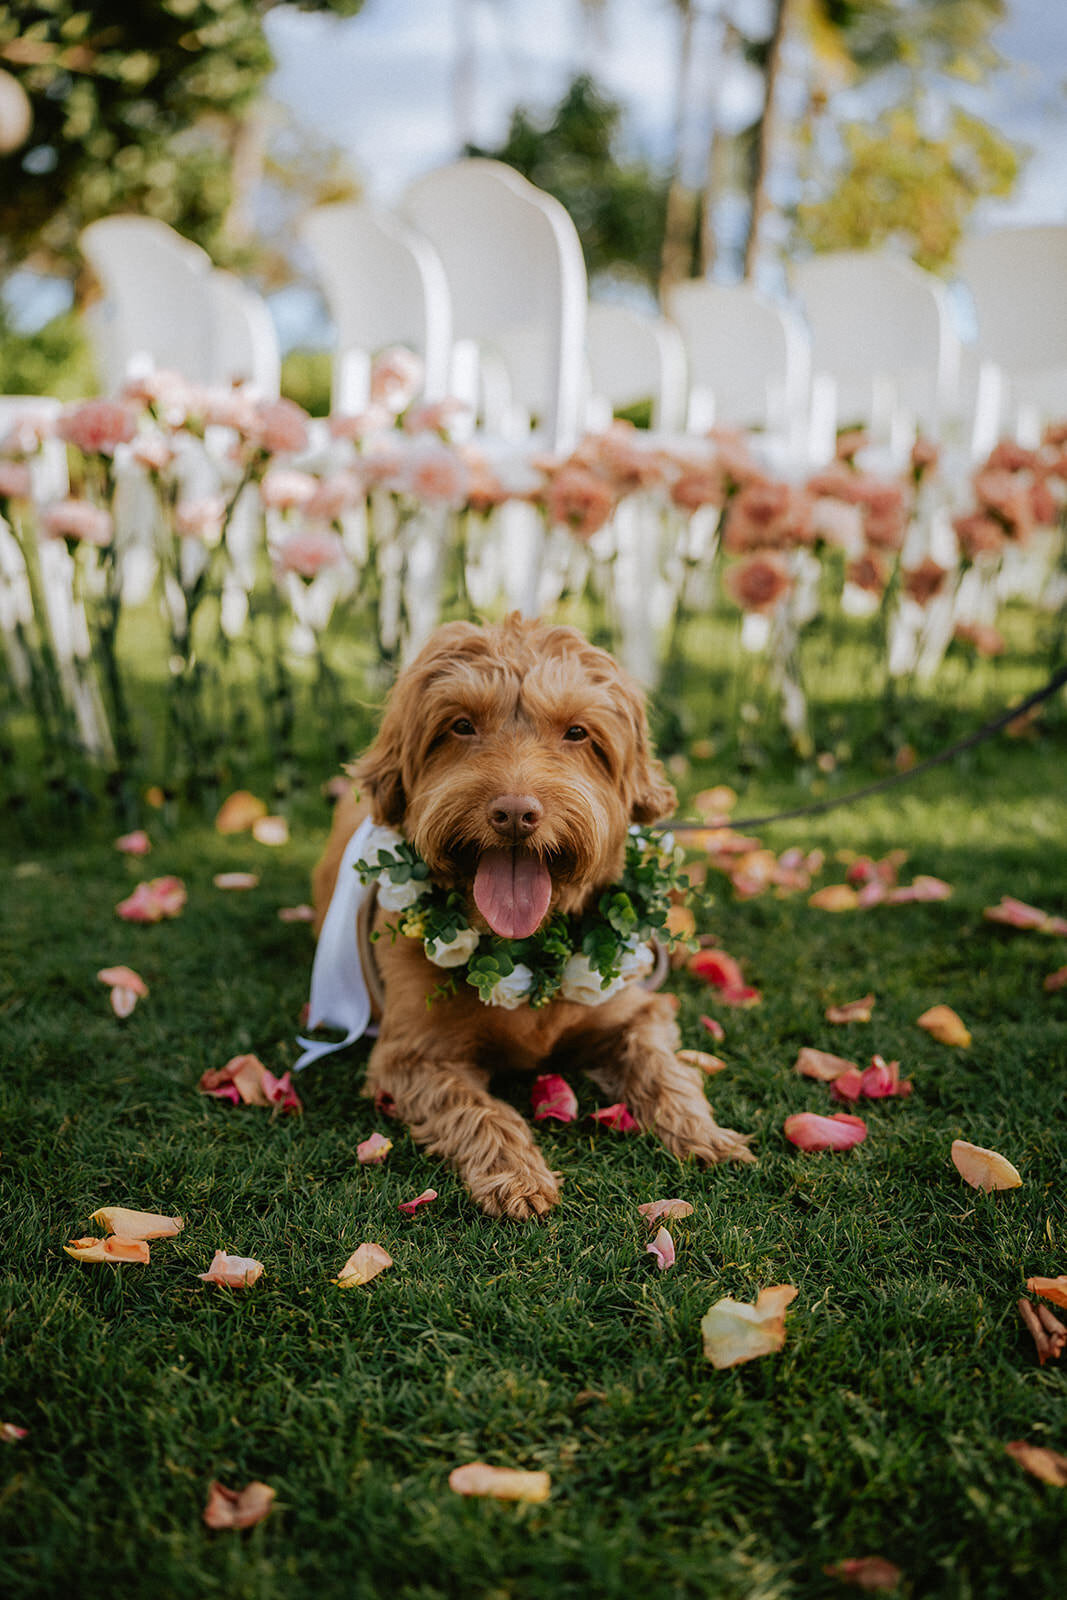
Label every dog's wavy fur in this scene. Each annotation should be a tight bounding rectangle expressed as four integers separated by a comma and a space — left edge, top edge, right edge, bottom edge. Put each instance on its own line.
313, 615, 753, 1218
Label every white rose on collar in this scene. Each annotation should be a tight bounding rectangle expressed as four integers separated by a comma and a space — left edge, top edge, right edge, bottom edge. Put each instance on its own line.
362, 823, 404, 862
424, 927, 481, 968
377, 871, 428, 912
559, 952, 626, 1006
618, 936, 655, 982
487, 963, 534, 1009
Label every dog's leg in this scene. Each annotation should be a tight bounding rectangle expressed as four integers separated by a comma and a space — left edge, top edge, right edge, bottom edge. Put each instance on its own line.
367, 1045, 561, 1220
581, 995, 755, 1165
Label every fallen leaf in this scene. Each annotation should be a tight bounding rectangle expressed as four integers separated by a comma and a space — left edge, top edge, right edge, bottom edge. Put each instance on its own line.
808, 884, 860, 911
213, 872, 259, 891
677, 1048, 727, 1074
1018, 1298, 1066, 1365
0, 1423, 27, 1443
795, 1047, 858, 1081
646, 1226, 676, 1271
1044, 966, 1067, 993
198, 1251, 264, 1288
823, 1556, 903, 1590
115, 875, 186, 923
89, 1206, 183, 1239
278, 904, 315, 923
64, 1235, 150, 1264
701, 1284, 798, 1369
984, 896, 1067, 936
334, 1242, 392, 1287
1026, 1275, 1067, 1309
784, 1112, 867, 1151
917, 1004, 971, 1047
357, 1132, 393, 1164
638, 1199, 694, 1226
590, 1103, 639, 1133
199, 1054, 275, 1108
114, 829, 151, 856
950, 1139, 1022, 1192
825, 994, 875, 1024
1004, 1441, 1067, 1487
700, 1015, 726, 1042
252, 815, 289, 846
214, 791, 268, 835
97, 965, 149, 1018
530, 1073, 578, 1123
448, 1462, 551, 1502
203, 1479, 276, 1529
398, 1189, 437, 1216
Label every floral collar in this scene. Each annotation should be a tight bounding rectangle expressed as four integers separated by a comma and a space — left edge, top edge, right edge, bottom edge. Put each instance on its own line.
354, 824, 695, 1009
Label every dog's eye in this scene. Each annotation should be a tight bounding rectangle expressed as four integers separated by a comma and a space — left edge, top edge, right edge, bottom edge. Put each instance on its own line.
563, 725, 588, 743
451, 717, 477, 737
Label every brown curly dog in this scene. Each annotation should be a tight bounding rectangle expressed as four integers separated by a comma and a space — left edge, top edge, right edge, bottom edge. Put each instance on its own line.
312, 614, 753, 1219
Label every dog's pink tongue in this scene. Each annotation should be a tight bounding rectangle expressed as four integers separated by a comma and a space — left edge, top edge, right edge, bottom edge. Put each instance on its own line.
473, 848, 552, 939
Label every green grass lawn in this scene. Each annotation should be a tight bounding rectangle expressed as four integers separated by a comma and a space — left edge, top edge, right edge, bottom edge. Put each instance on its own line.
2, 629, 1066, 1599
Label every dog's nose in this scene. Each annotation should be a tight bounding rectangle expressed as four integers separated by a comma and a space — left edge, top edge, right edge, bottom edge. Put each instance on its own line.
487, 793, 543, 841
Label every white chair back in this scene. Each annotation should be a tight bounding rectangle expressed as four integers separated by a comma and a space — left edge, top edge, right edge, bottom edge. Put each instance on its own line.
401, 159, 587, 450
208, 270, 281, 398
300, 202, 453, 411
585, 303, 688, 434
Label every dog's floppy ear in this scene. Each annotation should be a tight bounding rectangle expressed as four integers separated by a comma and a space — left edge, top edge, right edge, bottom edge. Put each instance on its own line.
631, 748, 676, 824
348, 716, 406, 826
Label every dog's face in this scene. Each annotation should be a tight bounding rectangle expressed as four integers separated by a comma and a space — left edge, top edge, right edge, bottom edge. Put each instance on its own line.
352, 616, 675, 932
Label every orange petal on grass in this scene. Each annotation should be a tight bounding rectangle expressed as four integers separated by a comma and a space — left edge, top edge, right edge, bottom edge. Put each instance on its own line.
701, 1284, 798, 1369
89, 1206, 183, 1239
214, 790, 268, 834
333, 1242, 392, 1287
448, 1462, 551, 1502
646, 1226, 676, 1271
64, 1235, 150, 1264
950, 1139, 1022, 1192
808, 884, 859, 912
213, 872, 260, 891
198, 1251, 264, 1288
823, 1556, 904, 1590
1004, 1441, 1067, 1487
357, 1132, 393, 1164
785, 1112, 867, 1151
638, 1198, 694, 1226
825, 994, 875, 1024
917, 1004, 971, 1046
795, 1047, 859, 1081
202, 1479, 276, 1529
677, 1048, 727, 1075
1026, 1275, 1067, 1309
199, 1054, 275, 1108
251, 815, 289, 846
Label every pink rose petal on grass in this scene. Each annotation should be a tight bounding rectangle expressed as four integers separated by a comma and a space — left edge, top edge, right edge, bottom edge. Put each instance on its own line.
984, 896, 1067, 935
590, 1103, 639, 1133
677, 1048, 727, 1074
398, 1189, 438, 1216
700, 1015, 726, 1042
115, 876, 186, 922
114, 829, 151, 856
701, 1284, 798, 1368
825, 994, 875, 1024
887, 875, 952, 904
89, 1206, 182, 1239
449, 1462, 551, 1502
334, 1242, 392, 1287
203, 1480, 276, 1529
251, 815, 289, 847
823, 1556, 903, 1590
646, 1226, 676, 1271
261, 1069, 302, 1114
97, 965, 148, 1018
213, 872, 260, 891
357, 1132, 393, 1164
199, 1054, 276, 1108
1, 1424, 28, 1443
859, 1056, 912, 1098
784, 1112, 867, 1151
278, 904, 315, 923
795, 1047, 858, 1081
950, 1139, 1022, 1192
1045, 966, 1067, 993
198, 1251, 264, 1288
638, 1198, 694, 1227
828, 1069, 864, 1102
530, 1073, 578, 1123
689, 948, 746, 988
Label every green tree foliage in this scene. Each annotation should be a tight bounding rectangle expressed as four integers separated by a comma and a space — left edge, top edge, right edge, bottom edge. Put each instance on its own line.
0, 0, 362, 277
466, 73, 670, 295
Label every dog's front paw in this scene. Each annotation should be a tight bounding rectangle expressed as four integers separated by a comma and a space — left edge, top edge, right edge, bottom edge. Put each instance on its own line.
661, 1122, 757, 1166
466, 1157, 561, 1221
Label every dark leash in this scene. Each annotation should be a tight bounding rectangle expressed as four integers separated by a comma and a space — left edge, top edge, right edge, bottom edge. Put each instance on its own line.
664, 661, 1067, 836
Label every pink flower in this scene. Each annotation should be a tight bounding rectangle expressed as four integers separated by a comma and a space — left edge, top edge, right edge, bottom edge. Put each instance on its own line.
543, 464, 616, 539
175, 496, 225, 541
198, 1250, 264, 1288
861, 482, 909, 550
41, 498, 113, 548
370, 346, 425, 414
721, 480, 812, 553
530, 1073, 578, 1123
784, 1111, 867, 1151
590, 1103, 639, 1133
646, 1226, 676, 1271
953, 511, 1006, 561
260, 468, 319, 510
0, 462, 32, 499
357, 1132, 392, 1165
846, 552, 888, 594
398, 1189, 438, 1216
902, 558, 949, 607
115, 876, 186, 922
304, 470, 364, 521
403, 439, 470, 507
56, 399, 136, 456
723, 554, 793, 614
402, 398, 471, 437
195, 385, 259, 433
328, 405, 393, 442
261, 1069, 303, 1114
130, 434, 175, 473
247, 398, 310, 456
274, 528, 347, 581
953, 621, 1005, 657
114, 829, 151, 856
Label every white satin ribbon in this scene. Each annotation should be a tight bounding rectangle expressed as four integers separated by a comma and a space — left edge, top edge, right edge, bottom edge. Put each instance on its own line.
294, 815, 378, 1071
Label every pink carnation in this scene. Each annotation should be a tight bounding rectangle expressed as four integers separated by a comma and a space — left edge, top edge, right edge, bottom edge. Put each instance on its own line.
56, 399, 137, 456
403, 440, 469, 507
260, 468, 319, 510
274, 528, 347, 580
175, 496, 225, 541
304, 470, 364, 521
370, 346, 425, 414
723, 553, 792, 614
247, 398, 310, 456
544, 465, 616, 539
41, 498, 113, 547
0, 462, 32, 500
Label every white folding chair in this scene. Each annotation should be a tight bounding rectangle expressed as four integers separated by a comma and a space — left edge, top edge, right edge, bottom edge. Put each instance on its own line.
584, 302, 688, 434
208, 270, 281, 398
958, 224, 1067, 452
300, 201, 453, 412
401, 158, 588, 451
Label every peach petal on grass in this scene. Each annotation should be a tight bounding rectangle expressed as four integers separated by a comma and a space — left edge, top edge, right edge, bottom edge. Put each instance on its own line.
590, 1103, 639, 1133
1, 1424, 28, 1443
1026, 1275, 1067, 1309
64, 1236, 151, 1264
784, 1112, 867, 1151
278, 904, 315, 923
398, 1189, 438, 1216
917, 1004, 971, 1047
214, 790, 268, 834
808, 884, 860, 912
115, 875, 186, 922
823, 1556, 903, 1590
251, 815, 289, 846
213, 872, 260, 891
198, 1251, 264, 1288
677, 1048, 727, 1075
89, 1206, 182, 1239
1004, 1441, 1067, 1487
950, 1139, 1022, 1192
448, 1463, 551, 1502
886, 875, 952, 904
638, 1199, 694, 1227
825, 994, 875, 1024
199, 1054, 275, 1108
646, 1226, 676, 1271
984, 896, 1067, 936
202, 1480, 276, 1529
701, 1284, 798, 1369
530, 1073, 578, 1123
97, 965, 148, 1018
795, 1047, 859, 1081
357, 1132, 393, 1165
334, 1242, 393, 1287
114, 829, 151, 856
